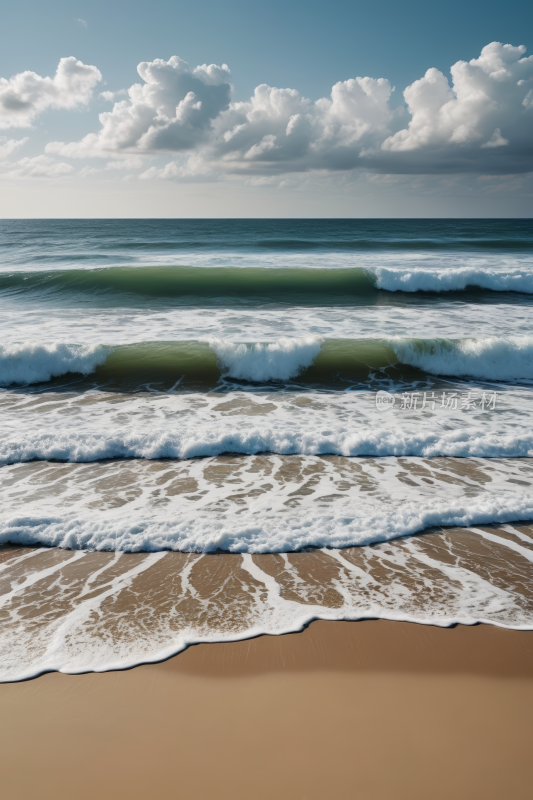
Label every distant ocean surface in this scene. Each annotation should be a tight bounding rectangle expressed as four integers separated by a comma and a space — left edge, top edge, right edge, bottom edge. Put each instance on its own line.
1, 218, 533, 679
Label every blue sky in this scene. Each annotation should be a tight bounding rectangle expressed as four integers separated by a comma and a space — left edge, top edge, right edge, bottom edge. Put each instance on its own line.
1, 0, 532, 216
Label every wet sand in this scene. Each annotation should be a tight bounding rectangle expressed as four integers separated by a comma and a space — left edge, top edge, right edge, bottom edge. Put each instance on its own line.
1, 457, 533, 796
1, 519, 533, 681
1, 620, 533, 800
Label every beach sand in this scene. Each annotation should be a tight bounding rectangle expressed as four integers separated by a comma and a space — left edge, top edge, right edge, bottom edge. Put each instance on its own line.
1, 620, 533, 800
1, 460, 533, 798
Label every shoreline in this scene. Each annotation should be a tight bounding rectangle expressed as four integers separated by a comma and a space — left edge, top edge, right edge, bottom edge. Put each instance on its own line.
1, 620, 533, 799
1, 518, 533, 682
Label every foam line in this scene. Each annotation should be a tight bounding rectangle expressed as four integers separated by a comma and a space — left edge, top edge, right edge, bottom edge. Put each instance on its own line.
2, 425, 533, 464
2, 495, 533, 553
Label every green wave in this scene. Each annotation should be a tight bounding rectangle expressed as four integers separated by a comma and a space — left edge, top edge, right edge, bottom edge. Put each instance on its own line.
36, 339, 425, 391
0, 266, 377, 302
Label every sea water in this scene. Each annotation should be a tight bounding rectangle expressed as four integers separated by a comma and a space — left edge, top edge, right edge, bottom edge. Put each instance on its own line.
1, 218, 532, 679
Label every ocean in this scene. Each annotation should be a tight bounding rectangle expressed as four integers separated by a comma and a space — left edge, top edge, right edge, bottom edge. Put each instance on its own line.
1, 218, 533, 680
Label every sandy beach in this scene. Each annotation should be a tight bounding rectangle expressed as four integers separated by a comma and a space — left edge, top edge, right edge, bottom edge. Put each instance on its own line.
1, 619, 532, 800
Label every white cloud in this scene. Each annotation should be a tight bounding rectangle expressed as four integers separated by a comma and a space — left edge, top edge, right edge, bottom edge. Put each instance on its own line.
76, 155, 146, 178
209, 77, 394, 173
48, 56, 232, 158
0, 57, 101, 129
381, 43, 532, 166
0, 136, 28, 160
1, 155, 74, 179
105, 156, 145, 170
481, 128, 509, 148
38, 42, 533, 178
77, 19, 88, 28
100, 89, 127, 102
79, 165, 100, 178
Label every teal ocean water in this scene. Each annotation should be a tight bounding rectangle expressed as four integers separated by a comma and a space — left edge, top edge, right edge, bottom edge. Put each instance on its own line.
1, 218, 533, 545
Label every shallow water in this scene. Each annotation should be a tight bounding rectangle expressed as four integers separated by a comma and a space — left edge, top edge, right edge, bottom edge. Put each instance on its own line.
1, 219, 532, 679
1, 515, 532, 681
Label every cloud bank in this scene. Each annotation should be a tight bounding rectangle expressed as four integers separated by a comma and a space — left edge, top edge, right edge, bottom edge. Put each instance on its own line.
4, 43, 533, 178
1, 155, 74, 180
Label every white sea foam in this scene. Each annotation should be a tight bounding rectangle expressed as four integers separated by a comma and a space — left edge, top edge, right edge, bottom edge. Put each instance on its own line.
1, 494, 533, 553
207, 335, 323, 381
1, 389, 531, 464
391, 336, 533, 382
374, 266, 533, 293
2, 425, 533, 464
0, 342, 111, 386
1, 451, 533, 553
0, 302, 532, 344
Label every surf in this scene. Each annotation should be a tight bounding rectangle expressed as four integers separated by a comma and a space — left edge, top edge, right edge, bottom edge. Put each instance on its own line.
3, 336, 533, 388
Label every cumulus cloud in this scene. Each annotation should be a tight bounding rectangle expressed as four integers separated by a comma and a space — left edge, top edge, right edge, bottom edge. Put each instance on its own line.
100, 89, 127, 102
481, 128, 509, 148
378, 42, 533, 171
0, 136, 28, 160
211, 77, 394, 173
46, 43, 533, 176
0, 57, 101, 129
1, 155, 74, 179
48, 56, 231, 158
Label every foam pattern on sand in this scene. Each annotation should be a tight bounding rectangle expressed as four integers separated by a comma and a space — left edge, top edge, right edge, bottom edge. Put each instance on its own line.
1, 512, 533, 681
1, 455, 533, 552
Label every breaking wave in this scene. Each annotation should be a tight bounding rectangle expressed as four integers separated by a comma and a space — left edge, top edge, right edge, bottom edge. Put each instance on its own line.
0, 342, 111, 387
208, 335, 323, 382
3, 335, 533, 388
389, 336, 533, 382
374, 266, 533, 293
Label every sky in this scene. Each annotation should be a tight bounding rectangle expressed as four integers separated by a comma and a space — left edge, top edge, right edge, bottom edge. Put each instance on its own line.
1, 0, 532, 217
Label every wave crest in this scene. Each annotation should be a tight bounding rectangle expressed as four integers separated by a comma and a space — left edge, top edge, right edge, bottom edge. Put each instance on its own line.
207, 335, 323, 382
3, 335, 533, 387
0, 343, 111, 387
391, 336, 533, 381
374, 266, 533, 293
4, 264, 533, 302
